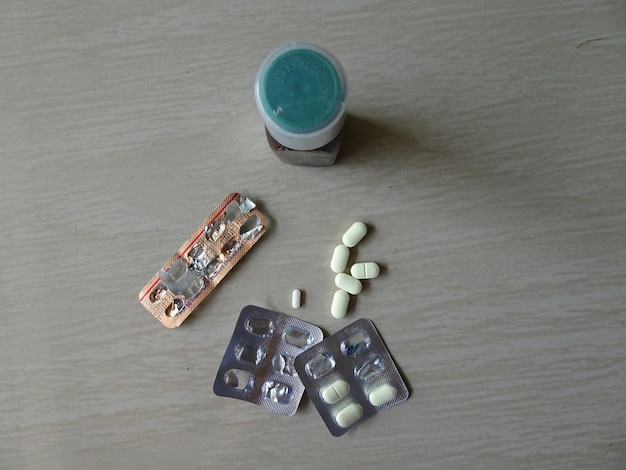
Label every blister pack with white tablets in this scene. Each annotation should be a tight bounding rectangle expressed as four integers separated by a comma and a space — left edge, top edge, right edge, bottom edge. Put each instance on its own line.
294, 318, 409, 436
139, 193, 269, 328
213, 305, 324, 416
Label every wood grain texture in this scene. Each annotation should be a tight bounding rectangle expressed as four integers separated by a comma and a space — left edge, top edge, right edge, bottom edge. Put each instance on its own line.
1, 0, 625, 468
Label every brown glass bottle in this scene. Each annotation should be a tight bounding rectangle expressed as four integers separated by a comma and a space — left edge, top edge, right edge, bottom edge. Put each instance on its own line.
264, 127, 343, 166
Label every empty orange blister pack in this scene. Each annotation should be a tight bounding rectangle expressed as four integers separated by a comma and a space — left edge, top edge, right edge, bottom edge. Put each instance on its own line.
139, 193, 269, 328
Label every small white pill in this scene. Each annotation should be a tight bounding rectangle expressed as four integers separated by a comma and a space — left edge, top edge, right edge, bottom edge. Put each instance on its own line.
368, 382, 398, 406
350, 262, 380, 280
331, 290, 350, 318
330, 244, 350, 273
334, 273, 362, 295
341, 222, 367, 248
334, 401, 363, 428
291, 289, 301, 309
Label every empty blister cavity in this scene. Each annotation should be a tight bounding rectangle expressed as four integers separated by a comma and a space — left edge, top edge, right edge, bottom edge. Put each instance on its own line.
224, 199, 243, 223
234, 342, 266, 365
240, 215, 263, 241
224, 369, 255, 392
204, 257, 220, 277
334, 401, 363, 428
340, 331, 371, 357
354, 354, 385, 381
341, 222, 367, 248
224, 195, 257, 223
335, 273, 362, 295
320, 379, 350, 405
188, 245, 210, 271
205, 220, 226, 241
350, 262, 380, 280
149, 284, 167, 303
165, 298, 184, 317
272, 354, 297, 376
159, 259, 204, 298
236, 195, 256, 213
283, 327, 312, 349
223, 237, 241, 257
368, 382, 398, 407
330, 245, 350, 273
305, 353, 336, 379
245, 317, 274, 337
262, 381, 293, 404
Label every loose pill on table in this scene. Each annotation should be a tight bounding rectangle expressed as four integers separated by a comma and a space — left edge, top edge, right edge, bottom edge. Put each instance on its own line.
350, 262, 380, 280
341, 222, 367, 248
291, 289, 302, 309
368, 382, 398, 406
334, 273, 362, 295
330, 244, 350, 273
334, 401, 363, 428
331, 290, 350, 319
320, 379, 351, 404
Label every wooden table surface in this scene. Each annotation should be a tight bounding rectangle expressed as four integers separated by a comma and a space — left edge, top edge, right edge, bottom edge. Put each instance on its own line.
2, 1, 625, 468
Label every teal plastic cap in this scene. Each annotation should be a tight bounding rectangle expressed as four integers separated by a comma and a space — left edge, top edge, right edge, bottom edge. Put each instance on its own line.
255, 42, 347, 150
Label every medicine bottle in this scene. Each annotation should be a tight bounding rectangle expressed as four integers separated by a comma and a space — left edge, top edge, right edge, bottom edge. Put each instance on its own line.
254, 42, 348, 166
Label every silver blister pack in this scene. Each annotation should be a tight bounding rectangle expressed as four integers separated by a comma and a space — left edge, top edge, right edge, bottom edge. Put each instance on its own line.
213, 305, 324, 416
294, 318, 409, 436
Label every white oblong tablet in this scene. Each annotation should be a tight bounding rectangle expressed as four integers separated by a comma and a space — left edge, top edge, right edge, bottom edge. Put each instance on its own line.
368, 382, 398, 406
331, 290, 350, 318
350, 262, 380, 280
334, 401, 363, 428
320, 379, 350, 404
341, 222, 367, 248
291, 289, 301, 309
334, 273, 362, 295
330, 245, 350, 273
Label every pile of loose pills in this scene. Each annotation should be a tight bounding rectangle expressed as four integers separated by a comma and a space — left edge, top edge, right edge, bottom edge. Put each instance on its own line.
330, 222, 381, 319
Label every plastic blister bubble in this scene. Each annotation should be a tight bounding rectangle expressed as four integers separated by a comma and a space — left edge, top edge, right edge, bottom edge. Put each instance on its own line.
224, 369, 255, 392
305, 353, 336, 379
354, 354, 385, 381
340, 331, 371, 357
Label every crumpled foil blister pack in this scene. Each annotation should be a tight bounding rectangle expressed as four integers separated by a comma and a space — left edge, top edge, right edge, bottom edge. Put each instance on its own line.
213, 305, 324, 416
